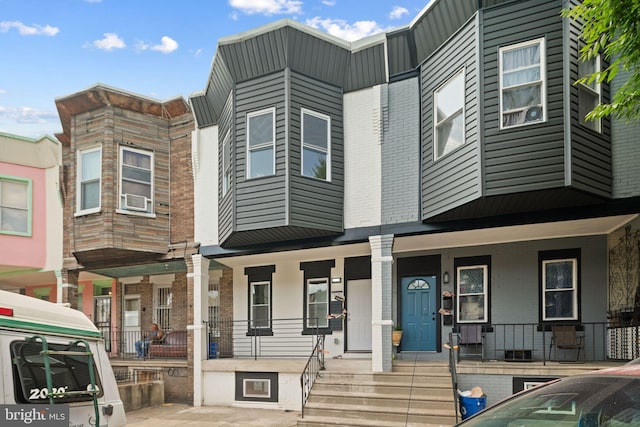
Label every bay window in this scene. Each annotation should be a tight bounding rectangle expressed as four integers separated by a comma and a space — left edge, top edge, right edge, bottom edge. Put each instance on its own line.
247, 108, 275, 179
434, 69, 465, 160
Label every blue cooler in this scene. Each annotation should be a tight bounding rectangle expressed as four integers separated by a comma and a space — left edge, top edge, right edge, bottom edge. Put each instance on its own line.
208, 342, 218, 359
459, 394, 487, 420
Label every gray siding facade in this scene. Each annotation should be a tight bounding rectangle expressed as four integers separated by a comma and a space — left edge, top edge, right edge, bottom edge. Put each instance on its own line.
482, 0, 566, 196
422, 18, 480, 220
218, 91, 235, 243
611, 70, 640, 198
289, 71, 344, 232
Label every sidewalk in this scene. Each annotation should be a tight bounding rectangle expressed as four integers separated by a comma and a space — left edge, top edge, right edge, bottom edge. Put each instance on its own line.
126, 403, 301, 426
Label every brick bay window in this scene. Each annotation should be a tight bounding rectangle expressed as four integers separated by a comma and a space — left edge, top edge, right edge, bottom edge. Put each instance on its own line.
540, 249, 580, 322
245, 266, 275, 335
246, 108, 275, 179
76, 146, 101, 215
0, 176, 31, 235
119, 146, 153, 214
499, 37, 546, 128
301, 108, 331, 181
434, 68, 465, 160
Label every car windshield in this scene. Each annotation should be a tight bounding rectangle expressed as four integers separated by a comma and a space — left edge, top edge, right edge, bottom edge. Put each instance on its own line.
461, 375, 640, 427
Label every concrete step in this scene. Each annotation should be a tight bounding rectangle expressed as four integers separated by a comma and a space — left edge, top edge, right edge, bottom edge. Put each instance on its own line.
309, 390, 455, 411
313, 382, 451, 397
302, 402, 457, 425
298, 414, 455, 427
320, 372, 452, 386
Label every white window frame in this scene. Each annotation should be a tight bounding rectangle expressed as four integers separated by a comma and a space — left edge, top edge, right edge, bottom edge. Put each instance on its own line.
456, 265, 488, 323
306, 278, 329, 329
542, 258, 578, 321
243, 379, 271, 398
0, 176, 32, 236
76, 146, 102, 215
246, 108, 275, 179
577, 46, 602, 133
433, 68, 466, 161
499, 37, 547, 129
250, 281, 271, 329
301, 108, 331, 181
118, 146, 154, 214
222, 130, 232, 196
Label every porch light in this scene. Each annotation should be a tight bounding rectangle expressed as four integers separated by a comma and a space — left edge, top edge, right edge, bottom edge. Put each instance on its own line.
443, 272, 450, 284
331, 277, 342, 284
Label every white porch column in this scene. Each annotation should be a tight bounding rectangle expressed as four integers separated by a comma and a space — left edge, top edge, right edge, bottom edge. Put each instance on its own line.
189, 254, 210, 407
370, 234, 394, 373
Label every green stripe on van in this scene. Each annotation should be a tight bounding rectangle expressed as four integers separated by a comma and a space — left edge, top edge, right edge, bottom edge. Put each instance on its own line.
0, 317, 102, 338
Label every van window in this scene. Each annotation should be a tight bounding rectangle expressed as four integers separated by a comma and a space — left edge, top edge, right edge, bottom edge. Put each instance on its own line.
11, 340, 104, 403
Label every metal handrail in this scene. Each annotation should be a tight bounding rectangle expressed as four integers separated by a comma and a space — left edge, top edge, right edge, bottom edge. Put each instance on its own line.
300, 334, 325, 418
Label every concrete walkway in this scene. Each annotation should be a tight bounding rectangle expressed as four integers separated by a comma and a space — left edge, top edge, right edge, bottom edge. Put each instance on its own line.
126, 403, 301, 426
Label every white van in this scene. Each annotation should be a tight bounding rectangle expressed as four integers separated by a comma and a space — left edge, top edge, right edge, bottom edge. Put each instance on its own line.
0, 290, 126, 426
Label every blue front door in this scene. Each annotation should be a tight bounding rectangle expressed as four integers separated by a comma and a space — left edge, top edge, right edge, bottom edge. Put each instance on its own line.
401, 276, 437, 351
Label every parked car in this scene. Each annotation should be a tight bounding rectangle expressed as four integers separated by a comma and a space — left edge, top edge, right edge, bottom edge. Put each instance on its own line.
457, 364, 640, 426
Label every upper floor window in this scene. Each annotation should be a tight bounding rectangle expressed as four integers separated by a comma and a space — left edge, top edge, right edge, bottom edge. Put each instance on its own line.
222, 130, 231, 196
499, 38, 546, 129
301, 109, 330, 181
434, 69, 465, 160
542, 257, 579, 321
77, 146, 101, 215
119, 146, 153, 213
578, 45, 602, 133
456, 265, 488, 323
0, 176, 31, 235
247, 108, 275, 179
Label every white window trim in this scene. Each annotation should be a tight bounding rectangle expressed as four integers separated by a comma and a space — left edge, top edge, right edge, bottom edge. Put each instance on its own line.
0, 176, 32, 236
433, 68, 466, 161
578, 53, 602, 133
542, 258, 578, 321
306, 277, 329, 329
243, 379, 271, 398
118, 145, 154, 215
301, 108, 331, 181
246, 108, 276, 180
499, 37, 547, 130
250, 281, 271, 329
75, 146, 102, 216
222, 130, 231, 196
456, 265, 488, 324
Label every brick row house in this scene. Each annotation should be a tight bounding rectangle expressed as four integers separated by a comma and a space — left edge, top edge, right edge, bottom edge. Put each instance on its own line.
186, 0, 640, 412
9, 0, 640, 416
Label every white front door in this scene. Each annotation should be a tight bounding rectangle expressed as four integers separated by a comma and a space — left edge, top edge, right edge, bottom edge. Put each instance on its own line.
347, 279, 372, 351
123, 295, 141, 355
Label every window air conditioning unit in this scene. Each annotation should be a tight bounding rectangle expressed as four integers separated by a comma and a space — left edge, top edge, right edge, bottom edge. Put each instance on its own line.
524, 106, 543, 123
124, 193, 148, 211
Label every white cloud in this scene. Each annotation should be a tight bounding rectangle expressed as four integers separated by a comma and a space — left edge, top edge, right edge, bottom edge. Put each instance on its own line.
229, 0, 303, 16
305, 17, 386, 41
83, 0, 102, 3
321, 0, 336, 5
389, 6, 409, 20
150, 36, 178, 54
0, 105, 58, 124
0, 89, 7, 95
0, 21, 59, 36
135, 36, 179, 54
88, 33, 126, 51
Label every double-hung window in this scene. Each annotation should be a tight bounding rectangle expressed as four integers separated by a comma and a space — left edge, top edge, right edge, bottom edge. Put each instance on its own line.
456, 265, 488, 323
250, 281, 271, 329
0, 176, 31, 235
542, 257, 578, 321
222, 130, 231, 196
301, 109, 330, 180
578, 44, 601, 132
247, 108, 275, 179
499, 38, 546, 128
77, 146, 101, 214
306, 278, 329, 329
119, 146, 153, 213
434, 69, 465, 160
